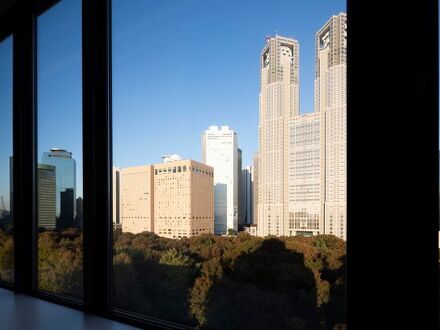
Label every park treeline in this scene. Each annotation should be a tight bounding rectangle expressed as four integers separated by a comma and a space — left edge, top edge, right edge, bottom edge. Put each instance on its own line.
0, 229, 347, 330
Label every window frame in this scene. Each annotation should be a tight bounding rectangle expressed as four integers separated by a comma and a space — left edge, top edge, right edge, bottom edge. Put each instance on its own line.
0, 0, 438, 329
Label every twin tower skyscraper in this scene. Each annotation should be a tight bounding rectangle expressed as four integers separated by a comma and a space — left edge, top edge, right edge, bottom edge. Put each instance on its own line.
255, 13, 347, 240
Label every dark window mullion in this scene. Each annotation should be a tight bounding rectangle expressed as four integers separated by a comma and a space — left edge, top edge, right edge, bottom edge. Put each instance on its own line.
82, 0, 112, 315
12, 7, 36, 294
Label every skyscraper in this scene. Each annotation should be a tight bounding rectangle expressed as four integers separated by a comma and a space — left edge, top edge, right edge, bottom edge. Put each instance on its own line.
257, 36, 299, 237
315, 13, 347, 240
202, 125, 239, 234
41, 149, 76, 218
37, 164, 56, 229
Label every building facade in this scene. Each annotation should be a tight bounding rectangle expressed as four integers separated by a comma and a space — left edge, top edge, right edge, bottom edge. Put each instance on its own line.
41, 148, 76, 218
257, 35, 299, 237
120, 165, 154, 234
153, 159, 214, 239
315, 13, 347, 240
202, 125, 239, 234
37, 164, 56, 229
288, 112, 322, 236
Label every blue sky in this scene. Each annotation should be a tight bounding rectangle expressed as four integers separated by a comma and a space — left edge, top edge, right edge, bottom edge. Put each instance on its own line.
0, 0, 346, 205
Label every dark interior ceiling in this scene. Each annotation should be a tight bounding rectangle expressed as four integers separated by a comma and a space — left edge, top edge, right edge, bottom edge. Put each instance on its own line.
0, 0, 18, 17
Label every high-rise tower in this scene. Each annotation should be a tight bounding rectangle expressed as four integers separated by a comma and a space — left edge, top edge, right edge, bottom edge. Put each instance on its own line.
202, 126, 239, 235
41, 148, 76, 218
315, 13, 347, 240
257, 36, 299, 237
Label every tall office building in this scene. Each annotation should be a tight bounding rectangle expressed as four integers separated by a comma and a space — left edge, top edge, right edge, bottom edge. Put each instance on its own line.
37, 164, 56, 229
288, 112, 322, 236
315, 13, 347, 240
257, 36, 299, 237
242, 166, 254, 225
41, 149, 76, 218
154, 159, 214, 239
59, 188, 74, 229
120, 165, 154, 234
112, 167, 120, 226
202, 125, 239, 234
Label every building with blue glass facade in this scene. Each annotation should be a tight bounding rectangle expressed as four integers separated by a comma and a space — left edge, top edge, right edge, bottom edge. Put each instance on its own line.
41, 148, 76, 219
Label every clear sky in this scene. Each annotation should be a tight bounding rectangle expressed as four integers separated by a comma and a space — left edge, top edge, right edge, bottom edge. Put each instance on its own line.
0, 0, 346, 205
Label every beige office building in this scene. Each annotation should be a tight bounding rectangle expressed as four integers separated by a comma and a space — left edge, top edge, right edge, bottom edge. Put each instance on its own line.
315, 13, 347, 240
154, 160, 214, 239
120, 165, 154, 234
257, 35, 299, 237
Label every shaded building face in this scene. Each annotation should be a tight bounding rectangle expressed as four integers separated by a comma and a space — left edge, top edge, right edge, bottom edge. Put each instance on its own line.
75, 197, 83, 229
41, 149, 76, 217
37, 164, 56, 230
59, 188, 74, 229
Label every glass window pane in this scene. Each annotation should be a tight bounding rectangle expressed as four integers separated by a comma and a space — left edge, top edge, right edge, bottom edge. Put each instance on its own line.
112, 1, 346, 328
37, 0, 83, 299
0, 36, 13, 285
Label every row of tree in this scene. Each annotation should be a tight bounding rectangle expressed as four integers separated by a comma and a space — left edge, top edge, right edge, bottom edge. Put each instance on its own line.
0, 229, 347, 329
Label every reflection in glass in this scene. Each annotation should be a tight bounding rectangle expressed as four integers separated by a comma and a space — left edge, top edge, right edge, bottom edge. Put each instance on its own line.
0, 36, 13, 284
37, 0, 83, 299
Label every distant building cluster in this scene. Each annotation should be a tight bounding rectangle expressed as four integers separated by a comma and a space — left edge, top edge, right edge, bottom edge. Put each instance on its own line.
7, 149, 83, 231
113, 13, 347, 241
2, 13, 347, 241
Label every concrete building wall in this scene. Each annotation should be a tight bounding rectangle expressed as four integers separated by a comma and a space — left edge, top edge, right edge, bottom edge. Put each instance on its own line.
120, 165, 154, 234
